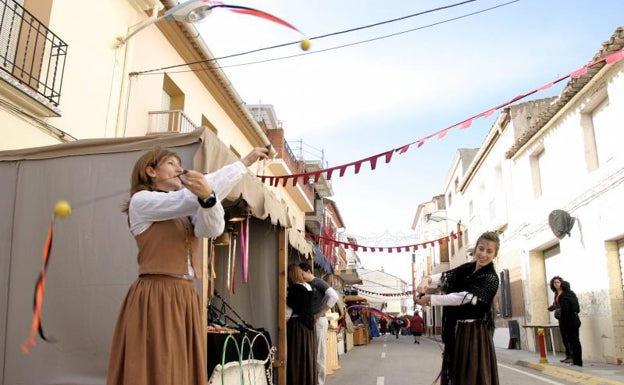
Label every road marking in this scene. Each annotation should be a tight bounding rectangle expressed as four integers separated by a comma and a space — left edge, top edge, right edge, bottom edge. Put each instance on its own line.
376, 376, 384, 385
498, 363, 566, 384
381, 352, 386, 359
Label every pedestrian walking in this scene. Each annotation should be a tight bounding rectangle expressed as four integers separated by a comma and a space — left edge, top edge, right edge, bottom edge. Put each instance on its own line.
411, 311, 425, 344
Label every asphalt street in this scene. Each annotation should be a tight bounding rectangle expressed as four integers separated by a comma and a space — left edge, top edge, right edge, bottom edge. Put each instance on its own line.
325, 333, 591, 385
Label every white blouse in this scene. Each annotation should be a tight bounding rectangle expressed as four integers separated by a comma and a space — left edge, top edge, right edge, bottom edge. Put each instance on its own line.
429, 273, 478, 306
129, 161, 247, 237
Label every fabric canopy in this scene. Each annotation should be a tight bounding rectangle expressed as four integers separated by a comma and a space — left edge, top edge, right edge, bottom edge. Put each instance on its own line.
0, 127, 312, 385
0, 128, 312, 257
334, 268, 362, 285
313, 245, 334, 274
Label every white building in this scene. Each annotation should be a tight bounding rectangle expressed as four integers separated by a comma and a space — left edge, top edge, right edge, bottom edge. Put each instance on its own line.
418, 26, 624, 363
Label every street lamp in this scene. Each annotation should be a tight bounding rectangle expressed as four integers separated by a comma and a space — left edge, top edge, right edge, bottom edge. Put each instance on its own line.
425, 214, 465, 229
425, 214, 468, 257
117, 0, 214, 46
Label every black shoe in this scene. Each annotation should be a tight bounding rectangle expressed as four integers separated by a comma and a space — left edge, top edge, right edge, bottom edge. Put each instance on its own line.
414, 340, 417, 344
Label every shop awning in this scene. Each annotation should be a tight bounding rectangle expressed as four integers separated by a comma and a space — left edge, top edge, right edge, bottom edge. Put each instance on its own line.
334, 268, 362, 285
313, 245, 334, 275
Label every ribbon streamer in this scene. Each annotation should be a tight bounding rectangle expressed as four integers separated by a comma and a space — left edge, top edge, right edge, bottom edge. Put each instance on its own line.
231, 233, 237, 294
209, 3, 303, 34
226, 233, 231, 291
21, 220, 55, 354
240, 219, 249, 283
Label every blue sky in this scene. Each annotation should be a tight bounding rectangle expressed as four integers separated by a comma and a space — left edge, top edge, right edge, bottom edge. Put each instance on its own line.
198, 0, 624, 282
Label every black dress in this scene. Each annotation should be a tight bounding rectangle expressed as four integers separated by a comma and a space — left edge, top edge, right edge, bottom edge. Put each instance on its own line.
558, 281, 582, 366
439, 261, 500, 385
286, 283, 317, 385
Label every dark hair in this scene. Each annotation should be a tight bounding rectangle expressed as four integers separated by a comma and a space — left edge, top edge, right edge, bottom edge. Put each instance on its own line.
299, 262, 312, 273
475, 231, 501, 256
549, 276, 564, 292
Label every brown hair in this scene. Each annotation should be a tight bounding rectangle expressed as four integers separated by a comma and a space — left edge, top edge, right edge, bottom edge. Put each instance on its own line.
549, 276, 564, 293
122, 147, 182, 214
288, 264, 305, 285
475, 231, 501, 256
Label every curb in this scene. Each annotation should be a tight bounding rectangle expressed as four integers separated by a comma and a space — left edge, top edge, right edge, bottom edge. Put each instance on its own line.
516, 360, 624, 385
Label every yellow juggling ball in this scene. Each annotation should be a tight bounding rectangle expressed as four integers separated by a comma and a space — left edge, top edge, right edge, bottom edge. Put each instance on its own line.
54, 200, 72, 218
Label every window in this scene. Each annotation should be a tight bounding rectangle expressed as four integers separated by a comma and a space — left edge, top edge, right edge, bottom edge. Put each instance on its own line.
581, 88, 616, 172
201, 115, 218, 134
592, 98, 617, 166
530, 146, 555, 198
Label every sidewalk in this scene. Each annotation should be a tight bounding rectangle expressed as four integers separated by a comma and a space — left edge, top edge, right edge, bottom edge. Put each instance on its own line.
494, 345, 624, 385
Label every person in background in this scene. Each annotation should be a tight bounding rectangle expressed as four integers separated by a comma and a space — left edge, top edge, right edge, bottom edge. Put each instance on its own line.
549, 276, 583, 367
410, 311, 425, 344
379, 316, 388, 336
286, 264, 317, 385
548, 276, 570, 363
415, 231, 501, 385
107, 146, 268, 385
300, 262, 339, 385
390, 318, 403, 339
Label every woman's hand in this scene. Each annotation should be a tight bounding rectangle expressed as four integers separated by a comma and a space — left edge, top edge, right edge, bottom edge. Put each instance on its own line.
181, 170, 212, 199
242, 147, 270, 167
415, 295, 431, 306
416, 276, 432, 295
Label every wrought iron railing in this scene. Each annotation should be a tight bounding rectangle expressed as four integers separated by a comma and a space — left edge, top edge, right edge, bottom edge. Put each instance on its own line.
0, 0, 67, 107
147, 109, 199, 134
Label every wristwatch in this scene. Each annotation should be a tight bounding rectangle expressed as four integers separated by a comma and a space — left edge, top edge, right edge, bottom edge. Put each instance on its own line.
198, 191, 217, 208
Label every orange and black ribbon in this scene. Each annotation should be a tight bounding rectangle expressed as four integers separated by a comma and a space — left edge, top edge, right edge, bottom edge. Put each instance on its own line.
21, 219, 55, 354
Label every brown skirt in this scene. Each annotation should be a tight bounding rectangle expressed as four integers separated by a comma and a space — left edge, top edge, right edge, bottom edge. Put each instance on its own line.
107, 275, 207, 385
287, 317, 317, 385
446, 320, 499, 385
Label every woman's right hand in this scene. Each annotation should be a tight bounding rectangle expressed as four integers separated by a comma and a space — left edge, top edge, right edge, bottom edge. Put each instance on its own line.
180, 170, 213, 199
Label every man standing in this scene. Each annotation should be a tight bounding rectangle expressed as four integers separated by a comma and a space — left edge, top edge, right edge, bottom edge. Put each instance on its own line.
299, 263, 339, 385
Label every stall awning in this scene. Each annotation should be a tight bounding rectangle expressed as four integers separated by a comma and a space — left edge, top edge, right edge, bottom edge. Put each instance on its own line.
313, 245, 334, 275
334, 268, 362, 285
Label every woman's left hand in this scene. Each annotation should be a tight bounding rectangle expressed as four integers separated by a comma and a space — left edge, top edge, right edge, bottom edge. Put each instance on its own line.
242, 147, 270, 167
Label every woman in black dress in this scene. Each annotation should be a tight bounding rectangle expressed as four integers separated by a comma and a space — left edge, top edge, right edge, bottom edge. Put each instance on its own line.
416, 231, 501, 385
286, 264, 317, 385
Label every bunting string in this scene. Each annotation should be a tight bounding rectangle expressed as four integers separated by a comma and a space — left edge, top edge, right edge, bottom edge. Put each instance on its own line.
355, 287, 415, 298
305, 230, 462, 254
258, 49, 624, 186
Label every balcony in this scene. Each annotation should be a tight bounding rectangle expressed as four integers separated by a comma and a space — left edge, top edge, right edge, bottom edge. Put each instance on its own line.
0, 0, 67, 116
147, 109, 199, 134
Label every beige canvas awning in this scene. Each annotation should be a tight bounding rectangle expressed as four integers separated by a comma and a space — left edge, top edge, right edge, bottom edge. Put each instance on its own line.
0, 127, 312, 256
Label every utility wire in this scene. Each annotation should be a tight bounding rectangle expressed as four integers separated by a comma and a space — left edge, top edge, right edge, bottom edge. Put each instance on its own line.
131, 0, 485, 76
214, 0, 520, 70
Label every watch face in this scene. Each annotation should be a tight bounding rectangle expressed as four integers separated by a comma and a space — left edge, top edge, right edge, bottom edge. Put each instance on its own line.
200, 192, 217, 208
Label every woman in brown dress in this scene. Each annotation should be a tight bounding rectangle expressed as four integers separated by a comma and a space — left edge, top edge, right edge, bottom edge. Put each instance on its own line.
107, 146, 267, 385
